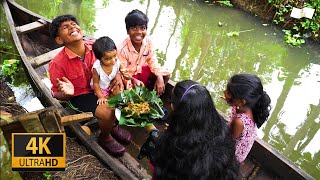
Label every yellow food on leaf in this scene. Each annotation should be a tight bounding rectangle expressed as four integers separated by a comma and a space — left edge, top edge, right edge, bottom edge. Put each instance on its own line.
123, 102, 150, 116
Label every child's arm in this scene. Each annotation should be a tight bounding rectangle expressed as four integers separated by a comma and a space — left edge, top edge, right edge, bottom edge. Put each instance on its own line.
119, 63, 131, 80
53, 77, 74, 101
154, 75, 165, 95
92, 69, 107, 105
144, 38, 169, 95
131, 77, 145, 88
231, 117, 244, 139
145, 52, 165, 94
109, 74, 123, 97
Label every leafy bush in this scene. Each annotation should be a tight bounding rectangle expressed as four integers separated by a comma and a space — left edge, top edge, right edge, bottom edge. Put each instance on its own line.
0, 59, 20, 77
283, 30, 305, 46
268, 0, 320, 45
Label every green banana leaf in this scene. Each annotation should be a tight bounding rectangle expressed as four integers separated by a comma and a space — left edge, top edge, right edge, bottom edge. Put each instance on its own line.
108, 86, 164, 127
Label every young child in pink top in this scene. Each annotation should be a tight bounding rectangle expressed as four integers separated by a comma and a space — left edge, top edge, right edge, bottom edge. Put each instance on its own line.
222, 74, 271, 163
117, 9, 170, 96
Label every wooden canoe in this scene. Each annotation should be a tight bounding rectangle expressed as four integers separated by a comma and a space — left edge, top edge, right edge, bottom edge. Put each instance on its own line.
1, 0, 314, 179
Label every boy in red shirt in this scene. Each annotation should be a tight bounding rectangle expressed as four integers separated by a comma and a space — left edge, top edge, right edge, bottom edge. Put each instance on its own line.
48, 14, 131, 157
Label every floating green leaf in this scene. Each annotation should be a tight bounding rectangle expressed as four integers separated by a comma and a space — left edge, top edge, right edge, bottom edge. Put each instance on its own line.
227, 31, 240, 37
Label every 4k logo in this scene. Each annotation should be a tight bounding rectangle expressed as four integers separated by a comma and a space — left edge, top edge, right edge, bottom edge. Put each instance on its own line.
26, 137, 51, 154
12, 133, 66, 171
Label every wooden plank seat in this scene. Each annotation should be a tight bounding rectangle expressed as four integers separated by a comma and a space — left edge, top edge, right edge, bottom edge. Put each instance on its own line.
15, 19, 47, 34
32, 47, 63, 67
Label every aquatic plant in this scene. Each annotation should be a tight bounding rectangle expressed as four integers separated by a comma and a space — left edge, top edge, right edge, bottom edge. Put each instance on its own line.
283, 30, 305, 46
226, 29, 254, 37
216, 0, 233, 7
268, 0, 320, 45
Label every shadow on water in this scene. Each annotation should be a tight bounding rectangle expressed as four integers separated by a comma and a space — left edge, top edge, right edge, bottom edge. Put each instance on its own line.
1, 0, 319, 178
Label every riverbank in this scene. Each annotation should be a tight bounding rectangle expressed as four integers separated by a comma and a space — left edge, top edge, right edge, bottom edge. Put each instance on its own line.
230, 0, 320, 42
0, 79, 26, 118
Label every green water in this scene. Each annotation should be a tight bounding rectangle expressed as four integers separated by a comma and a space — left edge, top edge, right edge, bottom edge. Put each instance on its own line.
1, 0, 319, 178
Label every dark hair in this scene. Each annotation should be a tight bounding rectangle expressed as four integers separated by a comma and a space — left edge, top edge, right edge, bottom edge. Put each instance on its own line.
49, 14, 79, 38
153, 80, 239, 180
92, 36, 117, 60
227, 74, 271, 128
125, 9, 148, 32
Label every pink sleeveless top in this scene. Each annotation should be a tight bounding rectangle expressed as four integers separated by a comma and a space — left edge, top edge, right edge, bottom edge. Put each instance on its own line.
229, 106, 257, 163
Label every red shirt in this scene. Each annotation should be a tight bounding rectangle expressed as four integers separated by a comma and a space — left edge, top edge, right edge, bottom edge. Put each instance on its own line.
49, 40, 96, 97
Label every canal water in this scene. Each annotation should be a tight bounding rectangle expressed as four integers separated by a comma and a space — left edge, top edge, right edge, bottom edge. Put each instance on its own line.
1, 0, 319, 178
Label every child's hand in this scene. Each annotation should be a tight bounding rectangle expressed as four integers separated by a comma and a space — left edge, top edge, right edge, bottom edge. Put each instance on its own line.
97, 97, 108, 105
120, 68, 132, 80
220, 96, 226, 102
132, 77, 145, 88
226, 120, 232, 127
154, 76, 165, 95
56, 77, 74, 96
109, 73, 124, 92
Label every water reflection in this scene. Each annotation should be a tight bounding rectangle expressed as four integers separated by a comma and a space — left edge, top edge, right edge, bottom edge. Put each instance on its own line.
3, 0, 320, 178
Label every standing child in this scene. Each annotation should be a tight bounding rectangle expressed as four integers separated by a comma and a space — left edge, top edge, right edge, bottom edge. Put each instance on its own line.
91, 36, 131, 105
117, 9, 170, 96
222, 74, 271, 163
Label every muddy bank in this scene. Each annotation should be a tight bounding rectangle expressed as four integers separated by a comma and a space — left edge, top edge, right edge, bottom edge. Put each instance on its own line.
231, 0, 274, 21
230, 0, 320, 41
0, 79, 26, 118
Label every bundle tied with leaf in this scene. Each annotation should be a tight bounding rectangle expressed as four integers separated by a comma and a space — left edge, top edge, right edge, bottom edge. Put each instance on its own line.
108, 86, 165, 127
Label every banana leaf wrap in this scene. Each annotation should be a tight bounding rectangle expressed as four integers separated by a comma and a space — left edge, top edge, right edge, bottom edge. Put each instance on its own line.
108, 86, 165, 127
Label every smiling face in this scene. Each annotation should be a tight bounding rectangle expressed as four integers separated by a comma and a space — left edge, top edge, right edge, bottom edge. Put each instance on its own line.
128, 25, 147, 46
55, 20, 83, 45
100, 50, 117, 67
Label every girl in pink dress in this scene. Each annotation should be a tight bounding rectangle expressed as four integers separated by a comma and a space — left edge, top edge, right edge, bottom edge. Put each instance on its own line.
222, 74, 271, 163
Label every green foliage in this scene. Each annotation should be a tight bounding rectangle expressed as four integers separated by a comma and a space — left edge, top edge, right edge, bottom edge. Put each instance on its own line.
0, 44, 12, 51
283, 30, 305, 46
0, 59, 20, 77
227, 31, 239, 37
43, 171, 51, 180
226, 29, 254, 37
216, 1, 233, 7
102, 0, 110, 8
108, 86, 164, 127
268, 0, 320, 45
155, 49, 166, 65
